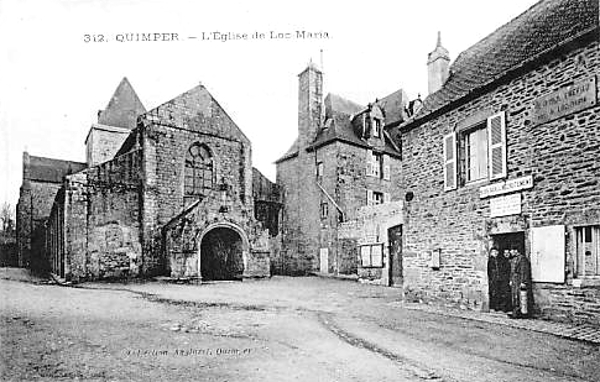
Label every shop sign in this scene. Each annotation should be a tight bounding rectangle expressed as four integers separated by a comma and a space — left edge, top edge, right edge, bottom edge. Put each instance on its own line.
480, 175, 533, 198
533, 76, 597, 125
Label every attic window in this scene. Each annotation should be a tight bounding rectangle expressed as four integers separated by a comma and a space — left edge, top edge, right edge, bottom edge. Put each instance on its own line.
373, 118, 382, 138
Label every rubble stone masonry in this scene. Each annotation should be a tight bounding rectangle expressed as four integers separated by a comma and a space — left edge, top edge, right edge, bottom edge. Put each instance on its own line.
400, 37, 600, 324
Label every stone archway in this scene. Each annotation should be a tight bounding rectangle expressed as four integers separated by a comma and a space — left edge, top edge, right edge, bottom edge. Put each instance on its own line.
199, 226, 245, 281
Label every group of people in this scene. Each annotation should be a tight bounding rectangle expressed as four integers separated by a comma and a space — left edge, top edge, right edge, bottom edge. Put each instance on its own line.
487, 246, 533, 319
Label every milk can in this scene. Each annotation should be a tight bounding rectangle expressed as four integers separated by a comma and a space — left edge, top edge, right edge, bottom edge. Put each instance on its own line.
520, 285, 528, 316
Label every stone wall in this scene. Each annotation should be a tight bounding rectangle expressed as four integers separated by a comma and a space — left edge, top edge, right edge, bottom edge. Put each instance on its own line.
85, 150, 142, 279
86, 125, 132, 166
400, 36, 600, 323
140, 85, 271, 279
338, 201, 404, 284
17, 180, 62, 270
49, 150, 143, 281
277, 137, 403, 276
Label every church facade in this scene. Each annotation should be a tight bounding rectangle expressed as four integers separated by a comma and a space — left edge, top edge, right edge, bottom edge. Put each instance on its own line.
19, 78, 279, 282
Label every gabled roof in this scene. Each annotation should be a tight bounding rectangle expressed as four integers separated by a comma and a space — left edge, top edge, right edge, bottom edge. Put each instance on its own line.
409, 0, 599, 125
26, 155, 86, 184
98, 77, 146, 129
141, 84, 250, 144
275, 92, 402, 163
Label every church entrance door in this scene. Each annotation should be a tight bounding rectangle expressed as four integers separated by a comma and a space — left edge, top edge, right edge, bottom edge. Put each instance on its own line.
200, 227, 244, 281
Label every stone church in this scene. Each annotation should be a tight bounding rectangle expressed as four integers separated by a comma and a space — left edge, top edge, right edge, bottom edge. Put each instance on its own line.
17, 78, 280, 282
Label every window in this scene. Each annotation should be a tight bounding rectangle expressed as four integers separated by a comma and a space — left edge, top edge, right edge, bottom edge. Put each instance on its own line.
184, 143, 213, 196
373, 153, 382, 178
575, 225, 600, 277
320, 200, 329, 219
373, 118, 382, 138
366, 151, 389, 180
360, 244, 383, 267
366, 190, 389, 206
465, 126, 488, 182
316, 162, 324, 182
443, 112, 506, 191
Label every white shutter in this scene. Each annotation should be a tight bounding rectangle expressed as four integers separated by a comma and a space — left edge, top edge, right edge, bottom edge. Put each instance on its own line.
383, 155, 391, 181
366, 189, 373, 206
443, 132, 457, 191
487, 112, 507, 180
531, 225, 565, 283
384, 192, 391, 204
365, 150, 373, 176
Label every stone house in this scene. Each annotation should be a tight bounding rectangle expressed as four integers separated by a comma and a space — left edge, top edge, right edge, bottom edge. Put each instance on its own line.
275, 63, 405, 283
19, 78, 279, 282
394, 0, 600, 324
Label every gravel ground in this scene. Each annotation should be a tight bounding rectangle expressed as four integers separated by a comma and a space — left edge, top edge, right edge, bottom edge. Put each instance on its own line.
1, 269, 599, 382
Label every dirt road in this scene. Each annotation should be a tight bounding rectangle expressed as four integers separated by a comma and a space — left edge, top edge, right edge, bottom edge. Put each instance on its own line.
1, 270, 598, 381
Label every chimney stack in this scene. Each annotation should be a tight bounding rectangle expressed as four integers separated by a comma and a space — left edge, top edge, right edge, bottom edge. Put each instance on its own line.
427, 31, 450, 95
297, 61, 323, 149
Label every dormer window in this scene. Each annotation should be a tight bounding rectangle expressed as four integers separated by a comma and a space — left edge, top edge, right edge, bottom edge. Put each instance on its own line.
373, 118, 382, 138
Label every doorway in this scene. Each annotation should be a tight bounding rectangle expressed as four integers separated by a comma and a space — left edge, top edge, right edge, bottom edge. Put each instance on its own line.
489, 232, 525, 311
492, 232, 525, 255
200, 227, 244, 281
388, 225, 403, 287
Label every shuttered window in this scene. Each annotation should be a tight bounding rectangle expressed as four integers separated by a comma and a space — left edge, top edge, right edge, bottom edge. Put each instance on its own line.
443, 132, 457, 191
366, 150, 373, 176
383, 155, 391, 181
465, 127, 488, 181
487, 112, 507, 180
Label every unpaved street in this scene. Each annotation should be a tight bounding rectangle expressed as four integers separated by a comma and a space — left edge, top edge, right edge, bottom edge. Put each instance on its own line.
1, 270, 599, 382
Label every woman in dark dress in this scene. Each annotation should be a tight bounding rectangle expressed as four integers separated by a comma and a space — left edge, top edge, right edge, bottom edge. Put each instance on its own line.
488, 247, 511, 312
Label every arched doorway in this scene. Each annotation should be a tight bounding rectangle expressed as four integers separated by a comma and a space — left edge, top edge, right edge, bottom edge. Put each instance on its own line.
200, 227, 244, 281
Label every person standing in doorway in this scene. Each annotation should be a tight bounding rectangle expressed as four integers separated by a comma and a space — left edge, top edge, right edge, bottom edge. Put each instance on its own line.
488, 247, 501, 311
498, 249, 512, 312
488, 247, 511, 312
509, 247, 533, 318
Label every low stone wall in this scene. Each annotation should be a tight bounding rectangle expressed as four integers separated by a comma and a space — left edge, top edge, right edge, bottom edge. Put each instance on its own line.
338, 201, 404, 285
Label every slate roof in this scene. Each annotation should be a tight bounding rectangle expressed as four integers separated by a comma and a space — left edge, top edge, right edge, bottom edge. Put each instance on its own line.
276, 92, 403, 163
98, 77, 146, 129
409, 0, 599, 125
376, 88, 408, 125
26, 155, 87, 184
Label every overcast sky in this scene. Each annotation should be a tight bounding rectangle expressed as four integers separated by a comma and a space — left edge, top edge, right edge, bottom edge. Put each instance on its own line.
0, 0, 540, 213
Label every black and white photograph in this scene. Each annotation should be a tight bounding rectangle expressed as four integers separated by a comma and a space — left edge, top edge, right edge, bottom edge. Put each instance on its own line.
0, 0, 599, 381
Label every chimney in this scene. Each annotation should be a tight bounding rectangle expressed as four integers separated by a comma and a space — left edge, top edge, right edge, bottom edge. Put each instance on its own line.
427, 31, 450, 95
297, 60, 323, 149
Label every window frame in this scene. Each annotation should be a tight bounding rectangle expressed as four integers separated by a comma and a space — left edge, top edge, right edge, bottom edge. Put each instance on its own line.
360, 244, 384, 268
373, 118, 382, 138
184, 143, 214, 197
316, 161, 324, 183
462, 124, 489, 184
575, 225, 600, 278
320, 200, 329, 219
